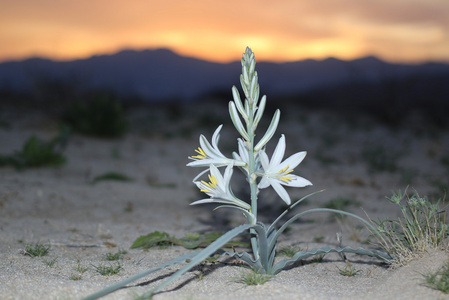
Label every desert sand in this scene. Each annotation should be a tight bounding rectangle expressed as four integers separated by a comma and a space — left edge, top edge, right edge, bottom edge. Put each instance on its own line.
1, 102, 448, 299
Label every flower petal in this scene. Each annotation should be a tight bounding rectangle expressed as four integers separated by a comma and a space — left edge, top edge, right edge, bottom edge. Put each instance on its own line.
285, 176, 313, 188
270, 134, 286, 167
186, 158, 231, 168
199, 135, 217, 157
270, 180, 291, 205
191, 197, 251, 211
258, 176, 271, 189
191, 198, 235, 206
223, 162, 234, 183
258, 150, 270, 172
209, 164, 224, 189
277, 151, 307, 171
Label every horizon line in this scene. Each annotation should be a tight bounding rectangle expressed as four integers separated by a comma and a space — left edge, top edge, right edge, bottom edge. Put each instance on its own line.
1, 47, 448, 66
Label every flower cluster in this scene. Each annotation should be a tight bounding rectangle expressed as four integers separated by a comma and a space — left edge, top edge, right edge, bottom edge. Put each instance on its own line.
187, 47, 311, 224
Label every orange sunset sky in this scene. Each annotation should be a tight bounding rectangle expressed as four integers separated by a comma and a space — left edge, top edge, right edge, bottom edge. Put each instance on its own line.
1, 0, 448, 64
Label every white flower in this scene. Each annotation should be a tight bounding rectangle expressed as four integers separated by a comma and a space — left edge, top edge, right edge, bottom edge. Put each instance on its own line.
187, 125, 245, 168
258, 135, 312, 205
192, 163, 251, 211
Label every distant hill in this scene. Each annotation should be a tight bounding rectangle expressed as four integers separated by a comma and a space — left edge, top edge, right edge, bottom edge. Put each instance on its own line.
0, 49, 449, 125
0, 48, 448, 106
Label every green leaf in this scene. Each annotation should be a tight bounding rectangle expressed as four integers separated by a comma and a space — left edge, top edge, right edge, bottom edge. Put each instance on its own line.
271, 246, 392, 275
82, 250, 202, 300
143, 224, 252, 298
269, 207, 383, 257
218, 250, 262, 270
130, 231, 172, 249
131, 231, 250, 250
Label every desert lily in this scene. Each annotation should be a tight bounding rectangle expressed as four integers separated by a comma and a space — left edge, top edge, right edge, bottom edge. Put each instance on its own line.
84, 47, 391, 300
192, 163, 254, 222
187, 124, 245, 168
257, 134, 312, 205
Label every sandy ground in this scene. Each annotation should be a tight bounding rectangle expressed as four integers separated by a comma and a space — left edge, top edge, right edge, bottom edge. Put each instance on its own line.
1, 104, 449, 299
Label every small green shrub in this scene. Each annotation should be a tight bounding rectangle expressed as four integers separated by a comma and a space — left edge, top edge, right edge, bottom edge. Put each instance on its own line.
104, 249, 128, 261
234, 268, 273, 285
278, 245, 303, 257
423, 261, 449, 294
23, 242, 50, 257
91, 172, 133, 184
63, 94, 127, 138
0, 128, 68, 169
70, 273, 83, 281
75, 262, 88, 273
337, 263, 361, 277
42, 257, 57, 267
312, 254, 326, 262
313, 236, 325, 243
92, 263, 122, 276
146, 176, 177, 188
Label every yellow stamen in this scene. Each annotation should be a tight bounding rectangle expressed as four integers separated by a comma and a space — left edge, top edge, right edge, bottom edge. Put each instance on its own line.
277, 165, 294, 183
277, 165, 293, 176
201, 175, 218, 191
192, 147, 207, 159
278, 165, 289, 174
279, 176, 292, 183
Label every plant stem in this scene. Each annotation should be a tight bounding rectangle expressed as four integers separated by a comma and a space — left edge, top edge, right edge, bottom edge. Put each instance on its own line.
247, 106, 260, 260
240, 47, 262, 262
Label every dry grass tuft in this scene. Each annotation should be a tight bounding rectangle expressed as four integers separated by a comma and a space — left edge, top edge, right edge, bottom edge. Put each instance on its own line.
370, 188, 448, 266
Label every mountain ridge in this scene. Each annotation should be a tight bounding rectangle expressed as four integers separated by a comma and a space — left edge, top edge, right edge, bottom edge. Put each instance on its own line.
1, 48, 448, 102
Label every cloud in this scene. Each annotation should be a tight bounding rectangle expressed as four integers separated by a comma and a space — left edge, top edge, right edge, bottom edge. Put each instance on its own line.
0, 0, 448, 62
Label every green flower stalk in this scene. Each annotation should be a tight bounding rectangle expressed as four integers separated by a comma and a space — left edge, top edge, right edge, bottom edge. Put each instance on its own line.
188, 47, 311, 224
187, 47, 312, 259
